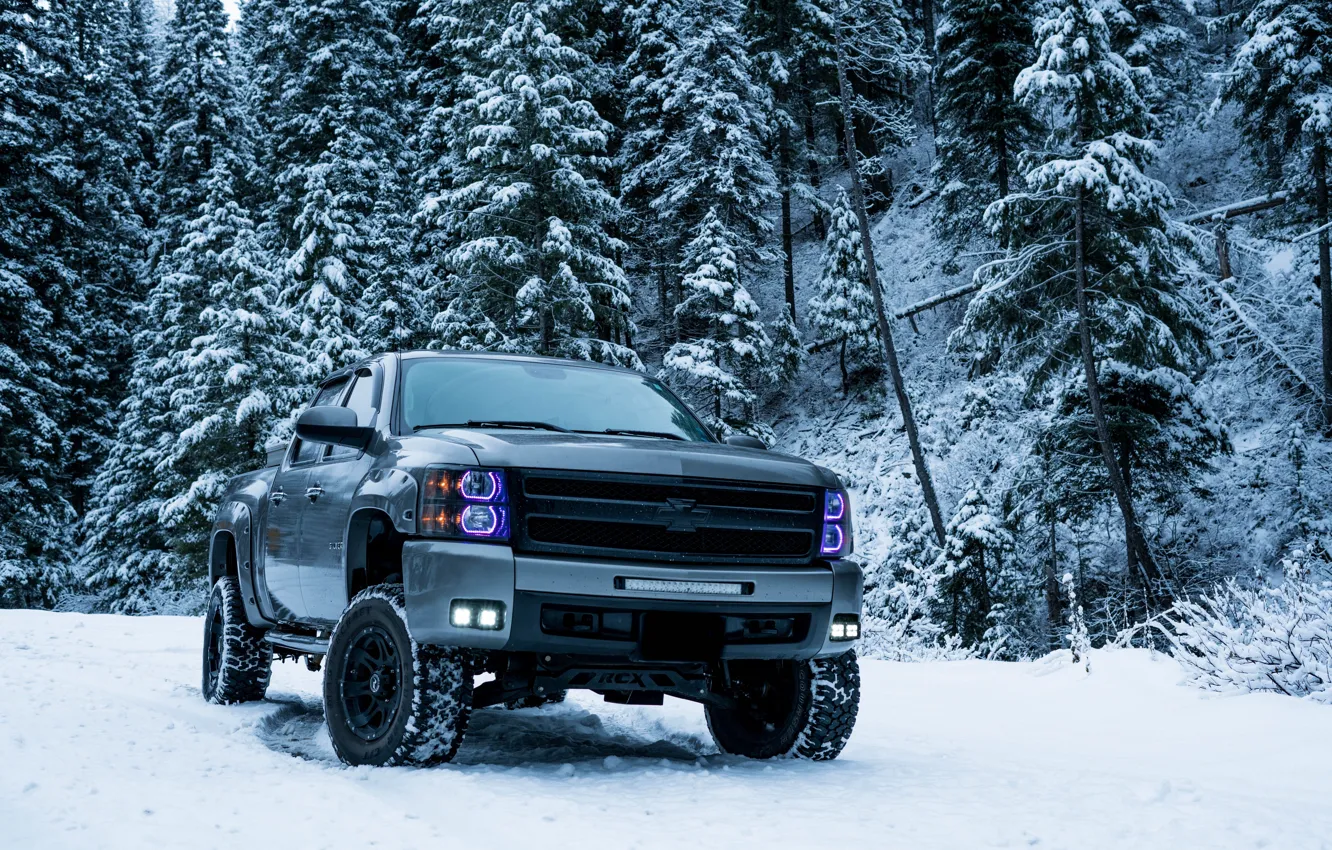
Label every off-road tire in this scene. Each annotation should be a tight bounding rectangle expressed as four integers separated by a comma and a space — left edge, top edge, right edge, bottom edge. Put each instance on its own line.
323, 584, 472, 767
202, 576, 273, 704
706, 650, 860, 760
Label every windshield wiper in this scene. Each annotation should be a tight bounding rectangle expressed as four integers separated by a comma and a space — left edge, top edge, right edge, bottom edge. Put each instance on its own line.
412, 420, 571, 433
594, 428, 686, 441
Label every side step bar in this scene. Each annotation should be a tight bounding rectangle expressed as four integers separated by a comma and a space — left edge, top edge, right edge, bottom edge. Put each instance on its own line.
264, 631, 329, 656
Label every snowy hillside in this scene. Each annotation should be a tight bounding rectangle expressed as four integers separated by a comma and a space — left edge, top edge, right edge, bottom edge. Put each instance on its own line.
4, 611, 1331, 850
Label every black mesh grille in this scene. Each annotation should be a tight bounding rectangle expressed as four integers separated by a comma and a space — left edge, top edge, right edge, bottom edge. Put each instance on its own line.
514, 471, 823, 564
523, 476, 816, 513
526, 517, 813, 557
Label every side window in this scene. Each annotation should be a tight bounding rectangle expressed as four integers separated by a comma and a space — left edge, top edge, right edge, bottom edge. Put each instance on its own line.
291, 377, 349, 465
328, 371, 379, 459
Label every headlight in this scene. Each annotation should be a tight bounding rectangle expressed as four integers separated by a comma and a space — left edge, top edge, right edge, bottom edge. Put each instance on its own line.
821, 489, 853, 557
420, 466, 510, 541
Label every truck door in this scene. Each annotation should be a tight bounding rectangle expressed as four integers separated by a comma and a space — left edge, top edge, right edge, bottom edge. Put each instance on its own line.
300, 365, 382, 624
262, 375, 350, 622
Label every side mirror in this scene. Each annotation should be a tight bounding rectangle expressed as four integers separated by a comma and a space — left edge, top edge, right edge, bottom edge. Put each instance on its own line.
724, 434, 768, 450
295, 406, 375, 451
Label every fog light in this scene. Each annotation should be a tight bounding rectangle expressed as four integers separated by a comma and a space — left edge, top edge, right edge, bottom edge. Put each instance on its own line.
830, 613, 860, 642
451, 599, 505, 631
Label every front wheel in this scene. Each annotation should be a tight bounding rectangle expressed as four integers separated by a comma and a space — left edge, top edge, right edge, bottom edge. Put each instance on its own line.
323, 584, 472, 766
706, 651, 860, 760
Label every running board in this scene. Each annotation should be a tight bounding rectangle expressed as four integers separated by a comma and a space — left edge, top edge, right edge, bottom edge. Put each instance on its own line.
264, 631, 329, 656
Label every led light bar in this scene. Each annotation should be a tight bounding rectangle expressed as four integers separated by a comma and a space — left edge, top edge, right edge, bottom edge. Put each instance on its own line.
618, 577, 749, 596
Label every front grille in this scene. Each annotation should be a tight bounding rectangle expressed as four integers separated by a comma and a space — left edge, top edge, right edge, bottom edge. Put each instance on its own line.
523, 476, 816, 513
513, 470, 823, 565
526, 517, 813, 557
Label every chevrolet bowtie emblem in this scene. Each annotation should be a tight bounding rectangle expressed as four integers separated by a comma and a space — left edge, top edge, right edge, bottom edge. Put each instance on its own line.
656, 498, 711, 532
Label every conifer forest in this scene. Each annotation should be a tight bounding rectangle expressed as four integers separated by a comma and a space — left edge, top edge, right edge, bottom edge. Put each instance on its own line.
3, 0, 1331, 678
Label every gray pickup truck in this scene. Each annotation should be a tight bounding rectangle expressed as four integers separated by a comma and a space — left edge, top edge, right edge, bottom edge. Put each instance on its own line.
203, 351, 862, 766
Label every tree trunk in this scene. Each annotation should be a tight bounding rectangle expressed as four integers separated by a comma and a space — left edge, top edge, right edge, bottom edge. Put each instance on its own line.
780, 125, 797, 321
839, 337, 849, 393
994, 123, 1010, 199
1315, 143, 1332, 432
1042, 445, 1063, 651
834, 15, 947, 546
1072, 187, 1161, 608
657, 257, 670, 335
802, 89, 827, 242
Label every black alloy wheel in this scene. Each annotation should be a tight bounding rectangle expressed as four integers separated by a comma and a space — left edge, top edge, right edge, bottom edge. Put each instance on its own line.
322, 584, 473, 767
339, 625, 403, 742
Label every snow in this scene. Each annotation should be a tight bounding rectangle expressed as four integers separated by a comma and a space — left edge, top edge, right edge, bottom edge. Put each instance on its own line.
4, 610, 1332, 849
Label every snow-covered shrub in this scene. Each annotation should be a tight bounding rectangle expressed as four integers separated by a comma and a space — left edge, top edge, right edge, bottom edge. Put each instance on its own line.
1063, 571, 1090, 671
1165, 555, 1332, 703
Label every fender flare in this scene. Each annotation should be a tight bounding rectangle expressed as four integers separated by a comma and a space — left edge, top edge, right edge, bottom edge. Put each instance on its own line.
211, 501, 275, 629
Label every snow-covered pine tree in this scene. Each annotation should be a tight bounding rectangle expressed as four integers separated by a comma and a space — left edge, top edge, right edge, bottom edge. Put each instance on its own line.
158, 162, 305, 568
932, 0, 1039, 246
934, 485, 1016, 651
55, 0, 154, 516
619, 0, 686, 330
266, 0, 412, 370
661, 210, 775, 438
421, 0, 639, 366
743, 0, 836, 318
631, 0, 778, 262
82, 0, 254, 611
0, 0, 79, 607
953, 0, 1214, 612
768, 305, 804, 388
1224, 0, 1332, 430
807, 188, 879, 391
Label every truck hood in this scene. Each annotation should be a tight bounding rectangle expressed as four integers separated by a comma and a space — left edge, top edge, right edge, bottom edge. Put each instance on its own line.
411, 430, 840, 489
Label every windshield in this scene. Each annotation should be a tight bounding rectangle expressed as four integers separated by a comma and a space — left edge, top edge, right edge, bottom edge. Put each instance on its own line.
399, 357, 715, 442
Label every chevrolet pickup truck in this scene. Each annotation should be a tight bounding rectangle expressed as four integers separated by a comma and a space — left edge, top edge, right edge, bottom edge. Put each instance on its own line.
202, 351, 862, 766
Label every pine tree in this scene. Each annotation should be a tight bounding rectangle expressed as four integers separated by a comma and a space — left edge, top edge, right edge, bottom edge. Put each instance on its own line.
768, 305, 805, 388
953, 0, 1214, 609
421, 0, 639, 366
158, 162, 304, 568
743, 0, 837, 317
82, 0, 253, 611
932, 0, 1039, 245
268, 0, 412, 369
807, 189, 879, 391
661, 210, 774, 438
56, 0, 154, 517
934, 485, 1015, 650
1224, 0, 1332, 429
628, 0, 778, 262
0, 0, 78, 607
619, 0, 686, 330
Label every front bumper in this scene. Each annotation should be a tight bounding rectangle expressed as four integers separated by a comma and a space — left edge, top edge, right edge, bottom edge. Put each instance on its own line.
401, 540, 862, 659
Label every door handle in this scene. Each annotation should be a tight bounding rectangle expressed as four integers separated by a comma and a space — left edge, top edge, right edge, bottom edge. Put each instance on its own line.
270, 489, 286, 506
305, 484, 325, 502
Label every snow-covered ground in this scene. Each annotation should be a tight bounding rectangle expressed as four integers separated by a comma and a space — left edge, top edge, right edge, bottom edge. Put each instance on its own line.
3, 610, 1330, 850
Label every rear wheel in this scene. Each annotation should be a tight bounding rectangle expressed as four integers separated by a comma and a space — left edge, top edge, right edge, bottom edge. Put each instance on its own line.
201, 576, 272, 704
706, 651, 860, 760
323, 584, 472, 766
